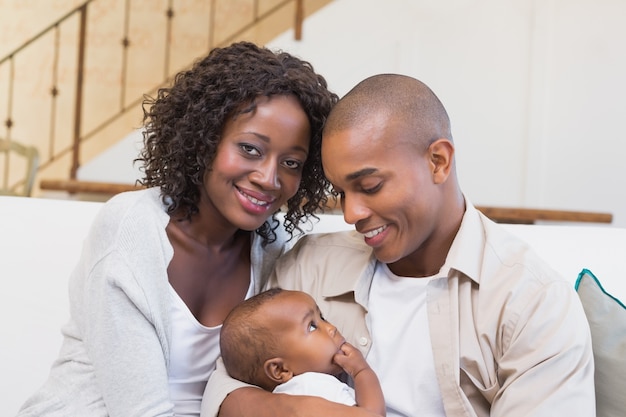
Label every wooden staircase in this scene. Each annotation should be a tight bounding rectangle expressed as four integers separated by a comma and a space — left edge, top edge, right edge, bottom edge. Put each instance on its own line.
0, 0, 332, 198
1, 0, 613, 225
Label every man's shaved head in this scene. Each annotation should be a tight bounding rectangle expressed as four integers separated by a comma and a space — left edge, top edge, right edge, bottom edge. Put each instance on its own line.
320, 74, 462, 276
324, 74, 452, 150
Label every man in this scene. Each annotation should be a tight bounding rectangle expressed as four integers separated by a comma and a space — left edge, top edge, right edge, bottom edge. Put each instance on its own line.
202, 74, 595, 417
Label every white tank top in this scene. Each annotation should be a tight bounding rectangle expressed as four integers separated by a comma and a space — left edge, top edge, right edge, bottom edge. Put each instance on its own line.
367, 262, 446, 416
167, 270, 255, 416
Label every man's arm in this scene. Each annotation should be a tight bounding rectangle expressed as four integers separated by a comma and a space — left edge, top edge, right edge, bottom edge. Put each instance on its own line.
491, 281, 595, 416
219, 387, 382, 417
201, 358, 381, 417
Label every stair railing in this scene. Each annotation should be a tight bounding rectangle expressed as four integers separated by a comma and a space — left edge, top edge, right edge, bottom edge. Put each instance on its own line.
0, 0, 310, 194
1, 0, 94, 192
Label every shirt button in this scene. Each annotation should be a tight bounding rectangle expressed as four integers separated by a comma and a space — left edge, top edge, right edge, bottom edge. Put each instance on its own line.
358, 336, 369, 346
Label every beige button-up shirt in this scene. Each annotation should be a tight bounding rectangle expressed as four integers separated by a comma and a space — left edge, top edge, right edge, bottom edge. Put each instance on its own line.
202, 204, 595, 417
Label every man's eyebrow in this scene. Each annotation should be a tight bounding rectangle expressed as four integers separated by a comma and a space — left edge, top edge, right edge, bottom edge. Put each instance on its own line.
346, 167, 378, 181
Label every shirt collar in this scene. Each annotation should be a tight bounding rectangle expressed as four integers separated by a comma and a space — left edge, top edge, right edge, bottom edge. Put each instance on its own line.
440, 199, 485, 284
320, 199, 487, 305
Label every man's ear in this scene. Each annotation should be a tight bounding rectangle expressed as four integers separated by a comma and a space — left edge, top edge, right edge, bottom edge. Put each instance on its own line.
428, 138, 455, 184
263, 358, 294, 384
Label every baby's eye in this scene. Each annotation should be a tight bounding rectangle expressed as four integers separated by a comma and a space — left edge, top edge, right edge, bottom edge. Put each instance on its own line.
308, 322, 318, 332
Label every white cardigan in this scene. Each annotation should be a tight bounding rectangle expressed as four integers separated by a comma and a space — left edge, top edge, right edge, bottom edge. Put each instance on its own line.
16, 188, 288, 417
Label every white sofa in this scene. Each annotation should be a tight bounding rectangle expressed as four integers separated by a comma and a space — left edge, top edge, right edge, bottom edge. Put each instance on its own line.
2, 195, 625, 416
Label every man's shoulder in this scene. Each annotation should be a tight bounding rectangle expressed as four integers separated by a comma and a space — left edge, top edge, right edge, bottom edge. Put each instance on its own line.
275, 230, 373, 282
294, 230, 370, 253
480, 216, 570, 290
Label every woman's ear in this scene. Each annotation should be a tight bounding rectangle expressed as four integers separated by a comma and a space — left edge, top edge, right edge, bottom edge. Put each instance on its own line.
264, 358, 293, 384
428, 138, 455, 184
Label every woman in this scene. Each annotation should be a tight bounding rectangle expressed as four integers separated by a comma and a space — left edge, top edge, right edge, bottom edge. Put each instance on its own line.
17, 41, 337, 417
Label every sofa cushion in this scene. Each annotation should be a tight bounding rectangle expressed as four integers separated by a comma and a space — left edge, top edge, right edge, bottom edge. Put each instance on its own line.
575, 268, 626, 417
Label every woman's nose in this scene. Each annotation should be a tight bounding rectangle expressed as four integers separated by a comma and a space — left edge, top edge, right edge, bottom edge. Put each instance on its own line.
250, 159, 280, 190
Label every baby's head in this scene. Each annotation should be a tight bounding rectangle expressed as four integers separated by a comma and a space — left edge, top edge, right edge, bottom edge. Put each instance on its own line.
220, 288, 346, 391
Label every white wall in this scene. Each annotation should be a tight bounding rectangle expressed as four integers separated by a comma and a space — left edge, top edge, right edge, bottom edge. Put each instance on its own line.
82, 0, 626, 227
79, 128, 144, 183
264, 0, 626, 227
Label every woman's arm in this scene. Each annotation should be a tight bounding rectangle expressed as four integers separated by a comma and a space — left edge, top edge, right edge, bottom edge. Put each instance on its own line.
334, 343, 386, 417
81, 252, 174, 416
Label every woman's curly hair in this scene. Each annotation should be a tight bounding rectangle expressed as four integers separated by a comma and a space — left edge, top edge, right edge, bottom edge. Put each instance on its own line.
137, 41, 338, 243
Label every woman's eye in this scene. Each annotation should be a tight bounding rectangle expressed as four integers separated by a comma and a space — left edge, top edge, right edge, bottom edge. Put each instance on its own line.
283, 159, 302, 170
308, 322, 318, 332
240, 144, 260, 157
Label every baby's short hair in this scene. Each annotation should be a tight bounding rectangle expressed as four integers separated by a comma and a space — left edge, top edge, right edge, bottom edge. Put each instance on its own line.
220, 288, 284, 385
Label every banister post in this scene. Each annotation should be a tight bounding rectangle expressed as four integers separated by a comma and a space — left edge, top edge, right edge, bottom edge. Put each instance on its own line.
70, 3, 88, 180
295, 0, 303, 40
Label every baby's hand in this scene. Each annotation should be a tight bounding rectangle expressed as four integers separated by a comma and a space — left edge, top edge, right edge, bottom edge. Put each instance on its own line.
333, 342, 371, 379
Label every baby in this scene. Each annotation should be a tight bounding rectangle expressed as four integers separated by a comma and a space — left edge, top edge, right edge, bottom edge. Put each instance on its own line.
220, 288, 385, 416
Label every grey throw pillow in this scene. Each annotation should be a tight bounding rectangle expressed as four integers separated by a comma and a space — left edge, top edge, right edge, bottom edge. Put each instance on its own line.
575, 269, 626, 417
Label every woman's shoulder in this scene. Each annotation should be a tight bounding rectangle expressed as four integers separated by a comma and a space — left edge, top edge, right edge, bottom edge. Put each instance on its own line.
97, 188, 167, 224
86, 188, 170, 245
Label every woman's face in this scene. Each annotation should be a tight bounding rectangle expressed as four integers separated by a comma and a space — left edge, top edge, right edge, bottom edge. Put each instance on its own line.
202, 95, 310, 232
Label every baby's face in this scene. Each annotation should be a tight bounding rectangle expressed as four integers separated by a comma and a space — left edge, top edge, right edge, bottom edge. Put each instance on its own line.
268, 290, 346, 376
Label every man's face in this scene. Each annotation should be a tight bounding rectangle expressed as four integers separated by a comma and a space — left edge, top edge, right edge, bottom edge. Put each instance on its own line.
322, 111, 442, 270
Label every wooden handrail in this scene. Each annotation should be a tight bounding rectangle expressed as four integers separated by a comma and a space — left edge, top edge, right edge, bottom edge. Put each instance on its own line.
474, 206, 612, 224
39, 179, 613, 224
40, 179, 143, 195
323, 199, 612, 224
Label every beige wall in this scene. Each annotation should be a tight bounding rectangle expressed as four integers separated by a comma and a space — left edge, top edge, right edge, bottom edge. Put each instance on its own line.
0, 0, 331, 195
